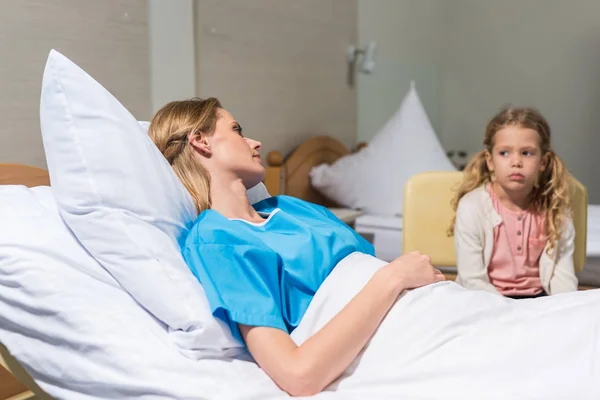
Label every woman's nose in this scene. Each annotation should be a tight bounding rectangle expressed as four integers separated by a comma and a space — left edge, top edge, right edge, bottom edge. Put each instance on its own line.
250, 138, 261, 150
244, 138, 262, 153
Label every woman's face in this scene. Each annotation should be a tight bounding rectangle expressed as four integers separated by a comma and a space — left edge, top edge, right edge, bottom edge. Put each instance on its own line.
193, 108, 265, 189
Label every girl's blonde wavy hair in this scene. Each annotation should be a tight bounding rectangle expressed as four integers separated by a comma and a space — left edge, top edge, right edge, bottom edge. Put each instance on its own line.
148, 97, 222, 214
448, 107, 571, 254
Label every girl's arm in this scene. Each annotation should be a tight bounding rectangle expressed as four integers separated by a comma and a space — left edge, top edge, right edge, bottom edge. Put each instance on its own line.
454, 200, 501, 294
240, 251, 445, 397
548, 218, 578, 293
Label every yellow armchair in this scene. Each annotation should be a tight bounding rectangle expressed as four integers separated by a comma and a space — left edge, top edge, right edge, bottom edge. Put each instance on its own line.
402, 171, 587, 272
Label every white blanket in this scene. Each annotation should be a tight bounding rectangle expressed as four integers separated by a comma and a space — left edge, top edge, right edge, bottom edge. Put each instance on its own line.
3, 252, 599, 399
291, 253, 600, 399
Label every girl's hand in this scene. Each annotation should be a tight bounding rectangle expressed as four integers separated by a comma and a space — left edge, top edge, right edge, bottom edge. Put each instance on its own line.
383, 251, 446, 292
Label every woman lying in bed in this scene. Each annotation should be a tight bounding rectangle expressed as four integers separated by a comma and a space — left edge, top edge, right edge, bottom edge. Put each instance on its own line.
149, 97, 445, 396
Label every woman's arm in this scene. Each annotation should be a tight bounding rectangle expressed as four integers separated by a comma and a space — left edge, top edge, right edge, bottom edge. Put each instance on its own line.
548, 218, 578, 294
454, 201, 501, 294
241, 251, 445, 397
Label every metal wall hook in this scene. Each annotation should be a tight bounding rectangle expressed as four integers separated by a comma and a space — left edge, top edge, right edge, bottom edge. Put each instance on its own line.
347, 41, 377, 87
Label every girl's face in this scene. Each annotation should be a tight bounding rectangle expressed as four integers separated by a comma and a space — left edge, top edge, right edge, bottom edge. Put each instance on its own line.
190, 108, 265, 189
485, 125, 547, 195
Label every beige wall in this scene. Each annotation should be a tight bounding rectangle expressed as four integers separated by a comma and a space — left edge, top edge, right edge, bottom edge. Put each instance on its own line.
148, 0, 196, 113
195, 0, 357, 158
0, 0, 150, 168
2, 0, 355, 170
357, 0, 443, 142
439, 0, 600, 202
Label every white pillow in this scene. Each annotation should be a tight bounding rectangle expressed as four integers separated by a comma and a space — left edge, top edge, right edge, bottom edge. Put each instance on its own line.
310, 87, 455, 216
0, 186, 252, 399
138, 120, 151, 132
39, 50, 266, 356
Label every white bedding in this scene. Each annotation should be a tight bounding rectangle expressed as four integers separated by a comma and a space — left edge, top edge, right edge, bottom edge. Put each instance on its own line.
587, 204, 600, 256
354, 214, 403, 262
3, 251, 600, 399
295, 253, 600, 399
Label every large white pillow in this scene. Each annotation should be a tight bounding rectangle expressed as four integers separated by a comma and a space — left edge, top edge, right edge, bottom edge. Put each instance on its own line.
39, 50, 267, 357
310, 87, 455, 216
0, 186, 270, 399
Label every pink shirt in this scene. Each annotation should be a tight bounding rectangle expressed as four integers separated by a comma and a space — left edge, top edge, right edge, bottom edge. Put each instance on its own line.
487, 185, 546, 296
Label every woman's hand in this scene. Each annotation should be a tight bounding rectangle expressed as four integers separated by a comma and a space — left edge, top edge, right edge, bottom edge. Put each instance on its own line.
382, 251, 446, 292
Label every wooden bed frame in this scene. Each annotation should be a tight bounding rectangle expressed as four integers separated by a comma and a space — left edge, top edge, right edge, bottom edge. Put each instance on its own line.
263, 136, 366, 207
0, 164, 52, 400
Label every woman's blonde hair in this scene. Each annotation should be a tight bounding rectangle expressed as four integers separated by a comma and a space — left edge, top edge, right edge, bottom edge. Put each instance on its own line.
149, 97, 222, 214
448, 107, 571, 254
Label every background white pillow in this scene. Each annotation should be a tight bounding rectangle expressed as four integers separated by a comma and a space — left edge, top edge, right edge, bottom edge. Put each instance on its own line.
39, 50, 267, 357
310, 87, 455, 216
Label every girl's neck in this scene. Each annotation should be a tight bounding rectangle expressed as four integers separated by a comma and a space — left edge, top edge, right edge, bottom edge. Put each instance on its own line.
491, 181, 532, 212
209, 173, 264, 223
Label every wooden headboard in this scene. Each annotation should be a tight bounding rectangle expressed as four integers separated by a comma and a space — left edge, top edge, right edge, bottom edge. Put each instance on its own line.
0, 163, 50, 187
263, 136, 366, 207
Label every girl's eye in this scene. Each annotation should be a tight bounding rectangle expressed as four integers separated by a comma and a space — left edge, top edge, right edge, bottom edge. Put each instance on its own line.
522, 150, 534, 156
499, 151, 509, 156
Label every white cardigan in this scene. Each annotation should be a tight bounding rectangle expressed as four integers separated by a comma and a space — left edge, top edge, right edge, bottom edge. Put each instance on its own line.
454, 185, 578, 295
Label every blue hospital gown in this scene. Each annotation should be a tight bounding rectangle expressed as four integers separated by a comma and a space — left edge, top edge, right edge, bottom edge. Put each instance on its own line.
183, 195, 375, 343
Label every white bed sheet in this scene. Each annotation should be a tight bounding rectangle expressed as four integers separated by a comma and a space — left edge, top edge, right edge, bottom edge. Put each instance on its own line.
354, 214, 403, 262
3, 249, 600, 399
294, 253, 600, 399
587, 205, 600, 256
578, 201, 600, 287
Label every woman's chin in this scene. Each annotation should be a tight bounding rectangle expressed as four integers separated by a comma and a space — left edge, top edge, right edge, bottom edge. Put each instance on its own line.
243, 169, 266, 190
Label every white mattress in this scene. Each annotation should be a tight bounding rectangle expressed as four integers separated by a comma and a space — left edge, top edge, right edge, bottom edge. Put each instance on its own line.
354, 214, 402, 262
587, 205, 600, 256
355, 206, 600, 287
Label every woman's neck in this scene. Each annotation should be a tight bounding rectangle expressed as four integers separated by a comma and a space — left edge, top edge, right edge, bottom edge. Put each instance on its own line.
491, 181, 532, 212
209, 173, 264, 223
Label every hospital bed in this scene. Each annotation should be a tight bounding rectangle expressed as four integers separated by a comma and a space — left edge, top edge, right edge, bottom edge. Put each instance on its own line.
4, 50, 600, 400
264, 136, 600, 288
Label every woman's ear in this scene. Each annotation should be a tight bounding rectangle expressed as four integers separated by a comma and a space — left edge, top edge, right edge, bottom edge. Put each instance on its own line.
188, 133, 212, 158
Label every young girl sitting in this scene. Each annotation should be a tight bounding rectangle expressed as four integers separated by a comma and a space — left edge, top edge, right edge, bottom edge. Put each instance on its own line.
450, 107, 578, 299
